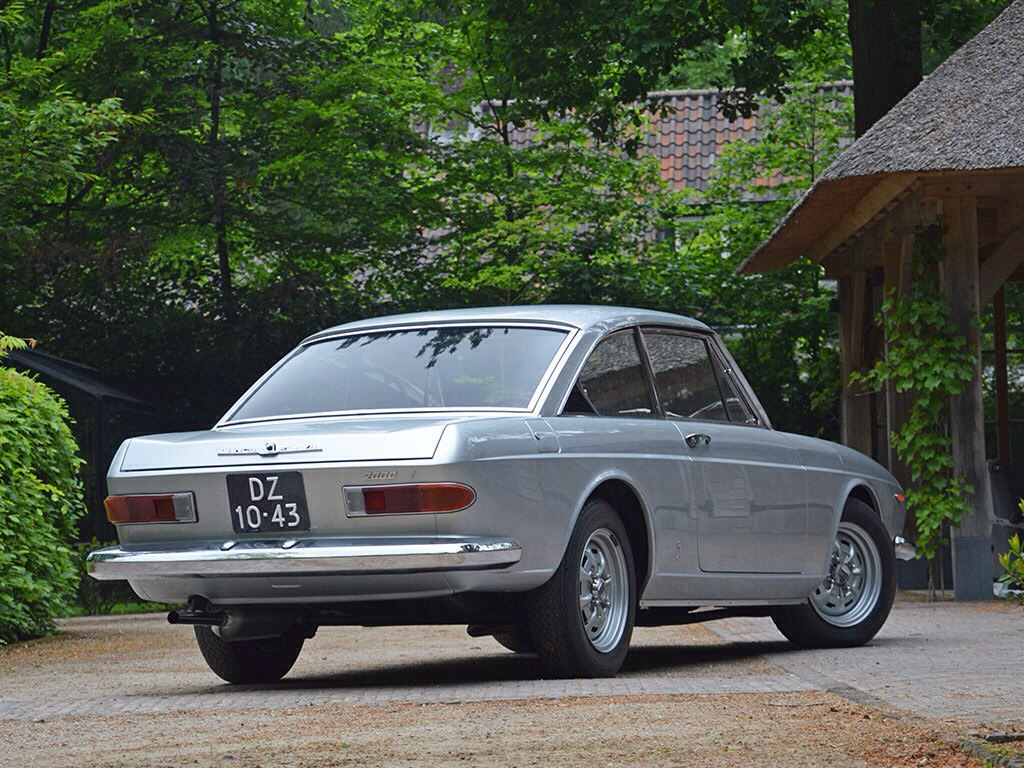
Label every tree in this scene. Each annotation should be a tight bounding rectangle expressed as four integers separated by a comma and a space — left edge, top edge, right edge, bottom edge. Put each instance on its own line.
847, 0, 1010, 136
0, 2, 146, 265
1, 0, 436, 425
847, 0, 922, 137
426, 0, 835, 137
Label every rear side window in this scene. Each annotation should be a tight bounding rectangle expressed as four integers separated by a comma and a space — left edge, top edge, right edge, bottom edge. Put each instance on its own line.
569, 330, 655, 417
710, 349, 756, 424
641, 331, 729, 422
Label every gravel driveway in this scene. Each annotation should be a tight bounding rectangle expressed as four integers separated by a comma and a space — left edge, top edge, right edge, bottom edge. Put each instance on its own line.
1, 597, 1020, 767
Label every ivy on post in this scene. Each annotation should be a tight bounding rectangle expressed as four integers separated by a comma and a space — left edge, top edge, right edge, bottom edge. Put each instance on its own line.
853, 229, 976, 599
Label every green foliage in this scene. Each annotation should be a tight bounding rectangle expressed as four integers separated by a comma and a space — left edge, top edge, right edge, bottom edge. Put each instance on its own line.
998, 527, 1024, 593
647, 81, 853, 438
854, 239, 976, 565
0, 335, 85, 644
0, 1, 150, 264
0, 0, 1011, 437
921, 0, 1013, 73
67, 539, 166, 615
666, 0, 852, 88
426, 0, 834, 139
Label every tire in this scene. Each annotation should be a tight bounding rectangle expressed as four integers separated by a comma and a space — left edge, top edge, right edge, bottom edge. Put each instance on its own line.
492, 629, 534, 654
523, 498, 636, 678
772, 498, 896, 649
194, 625, 305, 684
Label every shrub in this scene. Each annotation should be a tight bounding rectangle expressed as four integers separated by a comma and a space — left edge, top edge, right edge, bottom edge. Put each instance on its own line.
998, 518, 1024, 594
0, 334, 85, 644
68, 539, 161, 615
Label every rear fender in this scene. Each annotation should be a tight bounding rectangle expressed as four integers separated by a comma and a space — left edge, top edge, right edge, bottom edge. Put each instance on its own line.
563, 470, 655, 593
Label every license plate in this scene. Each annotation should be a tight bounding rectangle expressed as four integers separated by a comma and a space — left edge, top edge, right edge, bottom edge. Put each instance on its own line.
227, 471, 310, 533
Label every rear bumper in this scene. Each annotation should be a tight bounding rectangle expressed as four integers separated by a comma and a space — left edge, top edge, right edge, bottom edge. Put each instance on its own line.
86, 536, 522, 580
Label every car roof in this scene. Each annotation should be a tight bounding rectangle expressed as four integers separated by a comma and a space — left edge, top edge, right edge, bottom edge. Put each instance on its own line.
303, 305, 709, 343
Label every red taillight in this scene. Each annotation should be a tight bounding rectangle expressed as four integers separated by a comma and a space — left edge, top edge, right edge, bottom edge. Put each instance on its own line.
360, 483, 475, 515
104, 493, 197, 524
894, 493, 906, 503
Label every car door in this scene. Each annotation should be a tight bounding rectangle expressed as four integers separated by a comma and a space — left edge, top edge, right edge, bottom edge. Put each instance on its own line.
551, 327, 701, 601
639, 328, 808, 574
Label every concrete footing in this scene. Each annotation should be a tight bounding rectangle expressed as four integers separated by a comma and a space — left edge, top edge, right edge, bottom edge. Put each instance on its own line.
952, 535, 994, 601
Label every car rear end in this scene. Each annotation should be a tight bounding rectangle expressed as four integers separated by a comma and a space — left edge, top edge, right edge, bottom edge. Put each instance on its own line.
90, 414, 539, 606
87, 320, 579, 609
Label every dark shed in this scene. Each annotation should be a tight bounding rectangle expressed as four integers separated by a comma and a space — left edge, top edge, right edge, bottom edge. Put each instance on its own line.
7, 349, 173, 542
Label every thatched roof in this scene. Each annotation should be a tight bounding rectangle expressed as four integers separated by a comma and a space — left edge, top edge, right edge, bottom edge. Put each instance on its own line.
741, 0, 1024, 272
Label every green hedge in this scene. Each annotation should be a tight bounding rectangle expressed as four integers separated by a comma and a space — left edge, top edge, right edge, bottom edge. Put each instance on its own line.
0, 361, 85, 644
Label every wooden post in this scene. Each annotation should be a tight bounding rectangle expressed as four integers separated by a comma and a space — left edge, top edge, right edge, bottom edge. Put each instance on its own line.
839, 271, 874, 456
941, 196, 993, 600
993, 287, 1012, 466
882, 236, 915, 489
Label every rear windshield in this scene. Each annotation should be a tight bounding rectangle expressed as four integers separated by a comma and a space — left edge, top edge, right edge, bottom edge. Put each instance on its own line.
228, 325, 569, 421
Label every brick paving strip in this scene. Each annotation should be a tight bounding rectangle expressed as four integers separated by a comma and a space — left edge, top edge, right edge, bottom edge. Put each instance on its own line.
0, 598, 1019, 728
709, 600, 1024, 766
708, 600, 1024, 722
0, 674, 815, 721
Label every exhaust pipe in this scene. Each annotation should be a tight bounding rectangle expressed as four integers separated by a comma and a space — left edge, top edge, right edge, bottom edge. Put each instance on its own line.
168, 598, 299, 641
166, 610, 223, 626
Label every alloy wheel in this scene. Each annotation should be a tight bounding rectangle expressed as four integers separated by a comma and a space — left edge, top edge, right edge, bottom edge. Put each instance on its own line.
810, 521, 883, 627
578, 528, 629, 652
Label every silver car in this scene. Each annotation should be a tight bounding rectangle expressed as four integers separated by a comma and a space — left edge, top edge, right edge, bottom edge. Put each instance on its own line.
88, 306, 910, 682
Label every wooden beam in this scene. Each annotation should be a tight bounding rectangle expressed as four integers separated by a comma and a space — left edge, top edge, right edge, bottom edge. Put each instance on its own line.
994, 198, 1024, 236
808, 174, 917, 263
824, 233, 883, 278
838, 271, 873, 456
883, 235, 914, 297
823, 191, 937, 278
921, 167, 1024, 197
924, 179, 1024, 199
993, 287, 1012, 466
941, 196, 993, 601
978, 221, 1024, 305
881, 236, 915, 490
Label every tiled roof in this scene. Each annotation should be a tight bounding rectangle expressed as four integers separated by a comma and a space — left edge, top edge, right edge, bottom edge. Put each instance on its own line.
425, 82, 854, 199
651, 83, 854, 195
644, 88, 764, 195
476, 82, 853, 197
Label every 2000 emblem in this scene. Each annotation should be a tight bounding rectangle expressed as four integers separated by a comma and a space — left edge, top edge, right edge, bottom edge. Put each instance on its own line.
363, 470, 398, 480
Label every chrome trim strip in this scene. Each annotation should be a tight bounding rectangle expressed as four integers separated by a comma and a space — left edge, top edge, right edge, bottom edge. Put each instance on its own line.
86, 536, 522, 579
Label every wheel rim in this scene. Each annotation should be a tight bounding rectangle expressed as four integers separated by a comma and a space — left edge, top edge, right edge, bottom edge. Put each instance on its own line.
810, 521, 882, 627
578, 528, 629, 653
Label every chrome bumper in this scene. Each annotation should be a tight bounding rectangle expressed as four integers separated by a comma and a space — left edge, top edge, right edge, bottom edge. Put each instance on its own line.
894, 536, 916, 561
86, 536, 522, 580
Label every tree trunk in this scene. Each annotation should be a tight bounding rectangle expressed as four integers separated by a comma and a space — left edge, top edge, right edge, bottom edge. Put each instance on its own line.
36, 0, 56, 59
848, 0, 923, 137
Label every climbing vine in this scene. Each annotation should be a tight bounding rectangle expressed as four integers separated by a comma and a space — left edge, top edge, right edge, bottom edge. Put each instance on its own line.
853, 235, 976, 580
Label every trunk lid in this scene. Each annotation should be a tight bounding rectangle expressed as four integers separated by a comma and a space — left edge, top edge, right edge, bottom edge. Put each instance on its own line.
119, 415, 465, 471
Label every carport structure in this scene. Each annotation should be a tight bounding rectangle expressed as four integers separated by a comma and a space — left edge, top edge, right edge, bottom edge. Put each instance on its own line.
741, 0, 1024, 600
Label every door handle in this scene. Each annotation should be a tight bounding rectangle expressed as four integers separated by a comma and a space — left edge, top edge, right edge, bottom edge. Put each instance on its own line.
685, 433, 712, 448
